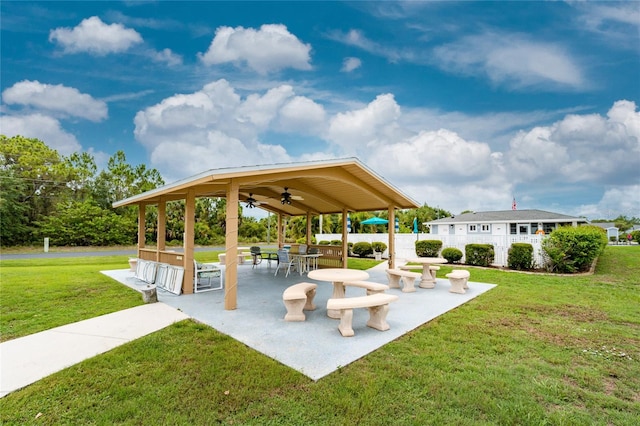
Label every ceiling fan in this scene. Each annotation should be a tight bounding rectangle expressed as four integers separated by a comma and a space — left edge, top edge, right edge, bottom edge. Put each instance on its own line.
245, 193, 267, 208
280, 187, 303, 205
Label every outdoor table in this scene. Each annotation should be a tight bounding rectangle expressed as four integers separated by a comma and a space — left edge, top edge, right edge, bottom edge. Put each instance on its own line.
261, 251, 279, 268
406, 257, 448, 288
291, 253, 323, 275
308, 268, 369, 319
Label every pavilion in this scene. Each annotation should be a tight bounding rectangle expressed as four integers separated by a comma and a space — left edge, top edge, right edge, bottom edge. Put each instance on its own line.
113, 158, 420, 310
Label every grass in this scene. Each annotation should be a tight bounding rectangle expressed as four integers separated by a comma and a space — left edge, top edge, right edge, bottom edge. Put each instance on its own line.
1, 246, 638, 424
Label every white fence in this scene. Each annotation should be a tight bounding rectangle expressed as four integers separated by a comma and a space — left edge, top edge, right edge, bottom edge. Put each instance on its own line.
316, 233, 547, 267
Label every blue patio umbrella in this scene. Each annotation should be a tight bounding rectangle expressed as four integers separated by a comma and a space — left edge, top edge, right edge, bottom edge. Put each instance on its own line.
360, 217, 389, 225
413, 217, 418, 233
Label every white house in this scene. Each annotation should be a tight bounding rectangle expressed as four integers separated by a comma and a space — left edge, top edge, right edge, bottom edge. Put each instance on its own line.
590, 222, 619, 242
423, 209, 588, 267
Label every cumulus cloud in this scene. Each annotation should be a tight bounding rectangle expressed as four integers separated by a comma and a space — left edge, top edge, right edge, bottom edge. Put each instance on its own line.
2, 80, 108, 121
341, 57, 362, 72
149, 48, 182, 66
433, 32, 585, 90
198, 24, 312, 74
133, 79, 326, 179
326, 94, 405, 155
49, 16, 142, 55
0, 113, 82, 155
506, 100, 640, 185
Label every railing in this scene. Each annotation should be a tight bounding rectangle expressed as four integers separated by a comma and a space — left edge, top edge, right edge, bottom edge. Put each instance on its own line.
311, 245, 343, 268
138, 248, 184, 267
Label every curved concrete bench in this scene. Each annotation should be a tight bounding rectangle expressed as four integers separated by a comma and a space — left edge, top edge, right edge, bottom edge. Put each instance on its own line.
385, 269, 422, 293
326, 293, 399, 337
282, 282, 317, 321
445, 270, 470, 294
344, 280, 389, 295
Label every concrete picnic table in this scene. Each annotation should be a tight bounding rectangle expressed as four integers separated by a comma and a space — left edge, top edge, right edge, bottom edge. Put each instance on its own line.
406, 257, 448, 288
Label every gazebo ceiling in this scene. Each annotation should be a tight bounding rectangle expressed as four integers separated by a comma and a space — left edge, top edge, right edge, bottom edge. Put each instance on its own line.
113, 157, 420, 215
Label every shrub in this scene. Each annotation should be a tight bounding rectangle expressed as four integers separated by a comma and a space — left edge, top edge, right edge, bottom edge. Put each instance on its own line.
508, 243, 534, 270
465, 244, 495, 267
372, 241, 388, 253
441, 247, 463, 264
330, 239, 342, 246
318, 240, 330, 245
352, 241, 373, 257
415, 240, 443, 257
541, 225, 607, 273
631, 230, 640, 244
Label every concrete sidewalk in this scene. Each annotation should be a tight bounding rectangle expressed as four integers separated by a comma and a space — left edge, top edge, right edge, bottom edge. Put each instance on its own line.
0, 303, 189, 398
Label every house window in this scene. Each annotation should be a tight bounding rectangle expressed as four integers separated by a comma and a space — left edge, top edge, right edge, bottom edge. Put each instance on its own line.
519, 224, 529, 234
510, 223, 517, 234
543, 223, 554, 233
481, 224, 490, 232
469, 224, 477, 232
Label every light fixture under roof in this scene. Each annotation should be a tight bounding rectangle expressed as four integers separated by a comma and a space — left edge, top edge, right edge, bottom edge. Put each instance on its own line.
281, 187, 292, 205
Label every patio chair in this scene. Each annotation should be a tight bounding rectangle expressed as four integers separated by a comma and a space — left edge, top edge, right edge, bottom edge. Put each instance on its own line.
250, 246, 262, 268
274, 249, 296, 277
194, 260, 223, 292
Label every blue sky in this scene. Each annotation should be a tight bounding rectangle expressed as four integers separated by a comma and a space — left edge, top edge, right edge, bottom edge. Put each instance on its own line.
1, 1, 639, 220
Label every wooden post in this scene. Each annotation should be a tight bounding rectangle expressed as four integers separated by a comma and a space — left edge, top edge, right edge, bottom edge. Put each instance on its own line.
342, 208, 348, 268
225, 180, 239, 310
183, 189, 195, 294
306, 211, 312, 245
388, 206, 395, 269
157, 197, 166, 258
137, 204, 146, 255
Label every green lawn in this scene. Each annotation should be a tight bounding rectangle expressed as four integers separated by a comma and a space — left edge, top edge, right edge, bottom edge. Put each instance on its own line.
1, 247, 638, 424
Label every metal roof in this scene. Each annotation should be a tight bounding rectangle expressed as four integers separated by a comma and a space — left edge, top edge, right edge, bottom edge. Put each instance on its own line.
113, 157, 420, 215
425, 209, 588, 225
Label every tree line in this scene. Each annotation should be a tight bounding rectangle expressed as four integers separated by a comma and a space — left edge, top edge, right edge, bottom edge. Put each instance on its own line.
1, 135, 449, 247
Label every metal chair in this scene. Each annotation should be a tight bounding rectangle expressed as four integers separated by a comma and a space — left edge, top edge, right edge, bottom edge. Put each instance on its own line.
194, 260, 223, 292
274, 249, 296, 277
250, 246, 262, 268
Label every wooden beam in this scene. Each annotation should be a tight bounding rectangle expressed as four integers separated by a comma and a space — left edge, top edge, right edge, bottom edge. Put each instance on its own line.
157, 198, 166, 260
224, 180, 239, 310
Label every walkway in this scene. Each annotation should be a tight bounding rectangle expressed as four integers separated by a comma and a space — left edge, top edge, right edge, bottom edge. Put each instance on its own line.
0, 303, 189, 398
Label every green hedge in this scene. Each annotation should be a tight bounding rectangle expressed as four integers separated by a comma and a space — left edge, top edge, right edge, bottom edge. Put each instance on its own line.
352, 241, 373, 257
372, 241, 387, 253
415, 240, 443, 257
508, 243, 534, 270
441, 247, 463, 264
541, 225, 607, 273
465, 244, 495, 267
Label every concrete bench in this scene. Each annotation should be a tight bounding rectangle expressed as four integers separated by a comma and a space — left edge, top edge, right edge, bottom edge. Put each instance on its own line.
326, 293, 399, 337
282, 282, 318, 321
385, 269, 422, 293
344, 280, 389, 295
445, 270, 471, 294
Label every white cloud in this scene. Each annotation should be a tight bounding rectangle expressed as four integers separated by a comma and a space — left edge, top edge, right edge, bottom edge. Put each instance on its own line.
149, 48, 182, 66
575, 3, 640, 50
433, 32, 585, 90
577, 185, 640, 220
49, 16, 142, 55
198, 24, 312, 74
133, 79, 326, 180
506, 100, 640, 185
326, 93, 404, 155
327, 29, 413, 63
341, 57, 362, 72
0, 113, 81, 155
276, 96, 326, 134
2, 80, 108, 121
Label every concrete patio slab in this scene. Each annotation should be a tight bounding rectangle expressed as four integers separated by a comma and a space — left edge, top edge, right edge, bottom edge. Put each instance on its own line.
102, 261, 496, 381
